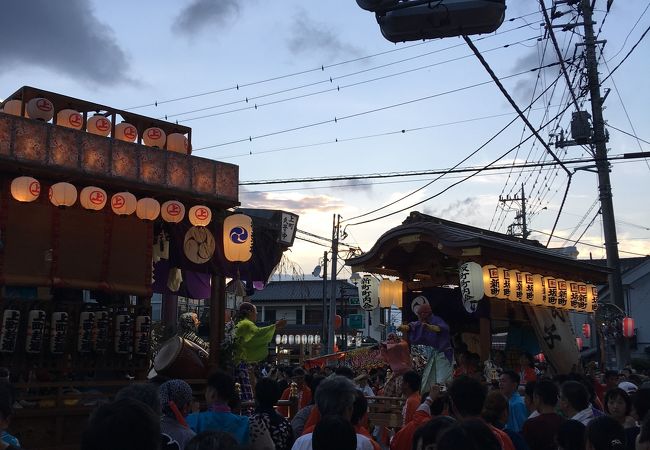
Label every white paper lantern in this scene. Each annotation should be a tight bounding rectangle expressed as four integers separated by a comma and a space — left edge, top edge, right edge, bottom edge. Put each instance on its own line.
115, 122, 137, 142
314, 335, 321, 344
56, 109, 83, 130
189, 205, 213, 227
391, 279, 403, 308
288, 335, 295, 345
167, 133, 189, 154
143, 127, 166, 148
223, 213, 253, 262
49, 182, 77, 207
160, 200, 185, 223
11, 176, 40, 202
281, 335, 288, 345
275, 335, 282, 345
459, 262, 485, 313
26, 98, 54, 121
136, 197, 160, 221
379, 279, 393, 308
302, 334, 308, 345
308, 335, 314, 345
1, 100, 23, 116
79, 186, 107, 211
111, 192, 137, 216
87, 114, 112, 136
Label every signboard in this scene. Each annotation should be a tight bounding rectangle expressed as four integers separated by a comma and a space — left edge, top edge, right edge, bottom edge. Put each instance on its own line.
279, 212, 299, 246
359, 275, 379, 311
348, 296, 360, 306
348, 314, 364, 330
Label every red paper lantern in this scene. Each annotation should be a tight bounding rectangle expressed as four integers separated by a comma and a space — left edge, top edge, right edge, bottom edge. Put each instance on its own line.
576, 337, 583, 351
582, 323, 591, 339
623, 317, 635, 338
335, 315, 342, 330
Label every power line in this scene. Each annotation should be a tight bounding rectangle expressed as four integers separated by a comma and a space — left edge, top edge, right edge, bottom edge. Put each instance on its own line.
606, 2, 650, 62
601, 24, 650, 84
608, 124, 650, 146
530, 229, 648, 257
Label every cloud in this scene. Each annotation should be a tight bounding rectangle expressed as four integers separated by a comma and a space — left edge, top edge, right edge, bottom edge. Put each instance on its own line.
0, 0, 133, 85
423, 197, 485, 225
173, 0, 241, 36
330, 179, 373, 193
240, 190, 344, 214
287, 11, 363, 60
510, 48, 561, 101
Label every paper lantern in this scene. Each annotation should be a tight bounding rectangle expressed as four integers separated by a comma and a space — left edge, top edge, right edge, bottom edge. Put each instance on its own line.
79, 186, 107, 211
87, 114, 112, 136
391, 280, 403, 308
223, 213, 253, 262
379, 279, 393, 308
167, 133, 189, 154
49, 182, 77, 207
1, 100, 23, 116
302, 335, 308, 345
459, 261, 485, 313
115, 122, 137, 142
26, 98, 54, 121
111, 192, 137, 216
190, 205, 213, 227
335, 315, 342, 330
56, 109, 83, 130
11, 176, 40, 202
143, 127, 166, 148
314, 335, 321, 344
160, 200, 185, 223
288, 335, 295, 345
582, 323, 591, 339
576, 337, 583, 351
275, 335, 281, 345
531, 274, 546, 306
308, 335, 314, 345
136, 198, 161, 221
623, 317, 635, 338
544, 277, 558, 306
556, 279, 568, 309
281, 335, 288, 345
502, 269, 513, 301
510, 270, 525, 302
359, 274, 380, 311
482, 265, 504, 299
586, 285, 599, 313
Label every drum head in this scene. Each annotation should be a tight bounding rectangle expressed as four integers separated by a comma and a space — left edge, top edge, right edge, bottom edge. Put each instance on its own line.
154, 336, 182, 372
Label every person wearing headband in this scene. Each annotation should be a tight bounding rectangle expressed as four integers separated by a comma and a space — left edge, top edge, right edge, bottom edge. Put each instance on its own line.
159, 379, 196, 450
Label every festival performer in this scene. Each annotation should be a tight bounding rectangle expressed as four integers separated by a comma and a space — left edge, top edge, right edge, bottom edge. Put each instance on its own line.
398, 302, 452, 392
178, 312, 209, 351
379, 333, 412, 397
229, 302, 286, 402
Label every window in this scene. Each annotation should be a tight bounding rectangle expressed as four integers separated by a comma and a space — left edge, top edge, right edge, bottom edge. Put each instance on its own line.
265, 309, 276, 323
295, 309, 303, 325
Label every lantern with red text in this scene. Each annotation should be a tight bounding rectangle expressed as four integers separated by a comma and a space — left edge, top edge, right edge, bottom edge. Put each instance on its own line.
1, 99, 23, 116
143, 127, 166, 148
49, 182, 77, 207
87, 114, 112, 136
56, 109, 83, 130
161, 200, 185, 223
582, 323, 591, 339
111, 192, 137, 216
79, 186, 107, 211
115, 122, 137, 142
26, 98, 54, 121
136, 198, 160, 221
576, 337, 583, 351
11, 176, 40, 202
623, 317, 635, 338
167, 133, 189, 154
189, 205, 212, 227
223, 213, 253, 262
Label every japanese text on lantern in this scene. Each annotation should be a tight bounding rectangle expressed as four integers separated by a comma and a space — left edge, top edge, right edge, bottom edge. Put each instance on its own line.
280, 213, 298, 245
361, 276, 374, 310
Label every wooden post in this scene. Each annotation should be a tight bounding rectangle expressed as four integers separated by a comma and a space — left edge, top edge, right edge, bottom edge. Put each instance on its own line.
161, 293, 178, 329
209, 275, 226, 370
479, 317, 491, 362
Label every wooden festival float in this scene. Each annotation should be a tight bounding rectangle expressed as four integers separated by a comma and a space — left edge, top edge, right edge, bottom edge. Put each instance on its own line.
0, 87, 298, 449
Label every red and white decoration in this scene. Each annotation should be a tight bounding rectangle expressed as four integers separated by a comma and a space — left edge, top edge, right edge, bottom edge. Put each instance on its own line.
143, 127, 166, 148
87, 115, 112, 136
56, 109, 83, 130
49, 182, 77, 207
576, 337, 583, 351
26, 97, 54, 121
582, 323, 591, 339
623, 317, 635, 338
189, 205, 212, 227
161, 200, 185, 223
115, 122, 138, 142
79, 186, 107, 211
111, 192, 137, 216
167, 133, 189, 153
10, 176, 40, 202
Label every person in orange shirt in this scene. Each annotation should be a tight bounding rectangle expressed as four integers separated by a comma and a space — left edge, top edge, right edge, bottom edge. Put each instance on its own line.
402, 371, 422, 426
518, 352, 538, 386
391, 384, 448, 450
277, 367, 312, 417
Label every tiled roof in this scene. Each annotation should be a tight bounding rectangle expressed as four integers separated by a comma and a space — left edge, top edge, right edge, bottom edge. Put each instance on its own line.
249, 279, 357, 302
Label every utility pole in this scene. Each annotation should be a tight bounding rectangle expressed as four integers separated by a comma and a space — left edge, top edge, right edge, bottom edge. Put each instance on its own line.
328, 214, 340, 354
499, 184, 530, 239
580, 0, 628, 368
321, 250, 328, 356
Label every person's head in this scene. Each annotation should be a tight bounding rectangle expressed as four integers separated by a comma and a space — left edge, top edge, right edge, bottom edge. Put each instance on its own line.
179, 312, 200, 332
519, 352, 534, 368
206, 370, 237, 406
0, 382, 13, 432
255, 377, 281, 409
115, 383, 161, 416
533, 379, 559, 410
315, 375, 357, 420
351, 390, 368, 426
186, 430, 240, 450
524, 380, 537, 411
81, 398, 160, 450
481, 391, 509, 426
411, 416, 455, 450
559, 380, 590, 416
402, 371, 421, 396
605, 370, 620, 389
308, 375, 325, 405
335, 366, 355, 379
237, 302, 257, 322
604, 387, 632, 421
556, 419, 586, 450
585, 415, 626, 450
291, 367, 306, 388
436, 418, 501, 450
355, 372, 369, 387
159, 379, 194, 419
492, 350, 506, 366
499, 370, 520, 397
415, 303, 432, 322
621, 368, 633, 380
312, 415, 357, 450
448, 375, 486, 419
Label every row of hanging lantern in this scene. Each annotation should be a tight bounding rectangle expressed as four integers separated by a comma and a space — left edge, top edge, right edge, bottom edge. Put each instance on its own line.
582, 318, 634, 340
0, 98, 189, 153
10, 176, 211, 225
275, 334, 321, 346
